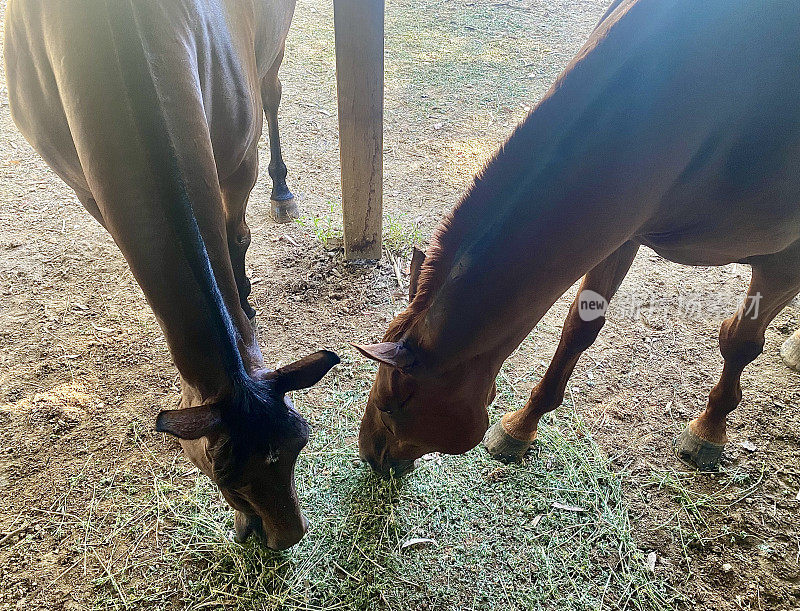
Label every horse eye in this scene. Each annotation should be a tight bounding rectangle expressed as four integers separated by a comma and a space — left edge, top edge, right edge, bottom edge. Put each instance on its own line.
396, 392, 414, 411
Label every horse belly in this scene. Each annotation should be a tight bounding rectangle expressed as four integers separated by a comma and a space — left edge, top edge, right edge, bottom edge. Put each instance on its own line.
640, 193, 800, 266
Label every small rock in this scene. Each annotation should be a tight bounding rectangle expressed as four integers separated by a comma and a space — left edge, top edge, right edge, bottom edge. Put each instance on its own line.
741, 440, 757, 452
722, 563, 733, 573
646, 552, 657, 572
420, 452, 441, 462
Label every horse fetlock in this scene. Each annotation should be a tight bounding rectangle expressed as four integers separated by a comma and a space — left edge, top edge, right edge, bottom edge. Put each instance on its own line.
268, 160, 288, 183
674, 422, 726, 471
482, 419, 534, 463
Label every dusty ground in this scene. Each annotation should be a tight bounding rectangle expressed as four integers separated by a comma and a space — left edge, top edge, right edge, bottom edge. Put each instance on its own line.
1, 0, 799, 609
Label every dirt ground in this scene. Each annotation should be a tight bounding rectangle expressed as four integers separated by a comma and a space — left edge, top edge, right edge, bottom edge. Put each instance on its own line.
1, 0, 799, 609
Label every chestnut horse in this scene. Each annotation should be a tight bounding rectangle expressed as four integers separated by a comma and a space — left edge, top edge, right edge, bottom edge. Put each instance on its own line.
5, 0, 338, 548
355, 0, 800, 474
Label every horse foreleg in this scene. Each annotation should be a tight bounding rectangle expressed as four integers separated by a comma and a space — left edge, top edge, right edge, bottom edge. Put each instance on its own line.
220, 148, 258, 321
676, 248, 800, 470
261, 48, 297, 223
484, 241, 639, 462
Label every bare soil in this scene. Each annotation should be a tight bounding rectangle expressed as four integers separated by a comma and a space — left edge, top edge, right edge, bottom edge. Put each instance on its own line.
1, 0, 798, 609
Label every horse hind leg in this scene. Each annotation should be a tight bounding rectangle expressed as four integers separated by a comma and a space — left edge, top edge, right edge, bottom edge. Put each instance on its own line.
676, 244, 800, 470
484, 241, 639, 462
261, 48, 297, 224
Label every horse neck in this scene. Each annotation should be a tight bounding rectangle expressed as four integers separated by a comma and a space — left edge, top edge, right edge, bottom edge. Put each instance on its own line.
152, 302, 264, 407
405, 136, 641, 373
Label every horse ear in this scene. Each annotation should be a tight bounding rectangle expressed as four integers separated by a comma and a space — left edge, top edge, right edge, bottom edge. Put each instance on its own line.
270, 350, 340, 394
409, 247, 426, 301
156, 403, 224, 440
352, 342, 415, 369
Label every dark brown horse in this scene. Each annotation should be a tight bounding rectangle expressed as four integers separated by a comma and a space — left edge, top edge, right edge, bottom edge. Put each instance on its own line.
355, 0, 800, 474
5, 0, 337, 549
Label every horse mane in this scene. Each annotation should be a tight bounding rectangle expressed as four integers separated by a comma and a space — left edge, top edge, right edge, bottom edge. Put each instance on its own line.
381, 0, 633, 344
382, 47, 582, 345
383, 137, 514, 342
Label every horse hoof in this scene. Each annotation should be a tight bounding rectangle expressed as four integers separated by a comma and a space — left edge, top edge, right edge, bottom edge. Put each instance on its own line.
270, 197, 299, 224
483, 419, 532, 463
674, 425, 725, 471
780, 330, 800, 371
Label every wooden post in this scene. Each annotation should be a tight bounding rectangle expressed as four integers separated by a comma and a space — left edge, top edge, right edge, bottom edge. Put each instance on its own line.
334, 0, 384, 260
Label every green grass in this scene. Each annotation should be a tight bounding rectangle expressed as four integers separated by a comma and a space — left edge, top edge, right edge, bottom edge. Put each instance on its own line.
63, 354, 680, 611
287, 0, 562, 120
384, 0, 558, 117
295, 201, 343, 247
296, 202, 423, 257
383, 213, 423, 256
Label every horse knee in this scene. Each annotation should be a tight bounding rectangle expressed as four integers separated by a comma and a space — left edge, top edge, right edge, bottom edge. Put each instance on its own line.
228, 221, 251, 258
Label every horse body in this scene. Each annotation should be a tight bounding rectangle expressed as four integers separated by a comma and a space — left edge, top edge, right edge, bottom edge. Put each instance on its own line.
357, 0, 800, 473
5, 0, 338, 549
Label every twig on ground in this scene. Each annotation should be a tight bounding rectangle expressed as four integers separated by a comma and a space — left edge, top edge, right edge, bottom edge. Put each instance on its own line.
0, 522, 30, 546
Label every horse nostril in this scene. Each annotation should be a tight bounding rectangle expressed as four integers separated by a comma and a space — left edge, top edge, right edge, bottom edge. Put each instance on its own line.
233, 511, 263, 544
